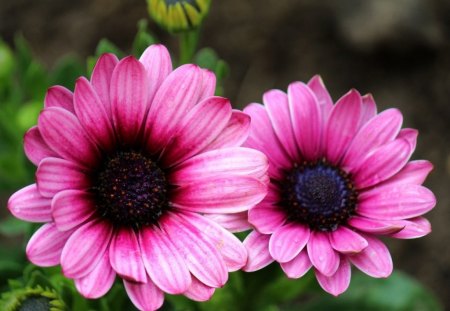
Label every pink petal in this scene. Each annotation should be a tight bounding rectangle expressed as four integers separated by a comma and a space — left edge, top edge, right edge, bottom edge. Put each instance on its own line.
124, 277, 164, 311
342, 108, 403, 171
264, 89, 298, 160
26, 222, 73, 266
307, 231, 340, 276
316, 257, 351, 296
61, 219, 113, 278
36, 157, 90, 198
139, 225, 191, 294
139, 44, 172, 103
248, 203, 286, 234
353, 139, 412, 189
359, 94, 377, 126
109, 228, 147, 283
349, 235, 393, 278
347, 216, 404, 235
162, 213, 228, 288
307, 75, 333, 123
23, 126, 58, 166
398, 128, 418, 150
183, 276, 215, 302
161, 97, 232, 167
110, 56, 149, 143
280, 250, 312, 279
377, 160, 433, 188
172, 176, 267, 214
357, 184, 436, 220
204, 212, 251, 233
202, 110, 251, 151
390, 217, 431, 239
169, 147, 268, 185
329, 226, 368, 254
8, 184, 52, 222
38, 107, 100, 168
269, 222, 310, 263
198, 69, 216, 101
145, 64, 203, 154
288, 82, 322, 160
325, 89, 362, 164
90, 53, 119, 117
242, 231, 274, 272
74, 77, 115, 151
75, 251, 116, 299
52, 190, 96, 231
44, 85, 74, 113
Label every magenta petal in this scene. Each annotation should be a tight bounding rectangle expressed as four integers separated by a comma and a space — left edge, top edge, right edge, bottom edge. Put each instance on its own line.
169, 147, 268, 185
307, 75, 333, 123
44, 85, 74, 113
398, 128, 418, 150
61, 220, 113, 278
316, 257, 351, 296
347, 216, 404, 235
329, 226, 368, 254
124, 277, 164, 311
139, 225, 191, 294
357, 184, 436, 220
75, 251, 116, 299
342, 108, 403, 171
204, 212, 251, 233
390, 217, 431, 239
307, 231, 340, 276
264, 89, 298, 159
110, 56, 149, 143
203, 110, 251, 151
36, 157, 90, 198
354, 139, 412, 189
109, 228, 147, 283
198, 69, 216, 101
26, 222, 73, 267
38, 107, 100, 168
269, 223, 310, 263
74, 77, 115, 151
139, 44, 172, 102
325, 89, 362, 164
248, 203, 286, 234
288, 82, 322, 160
359, 94, 377, 126
183, 276, 215, 302
8, 184, 52, 222
172, 176, 267, 214
377, 160, 433, 188
162, 214, 228, 288
52, 190, 96, 231
280, 250, 312, 279
242, 231, 274, 272
349, 235, 393, 278
161, 97, 232, 167
90, 53, 119, 117
24, 126, 58, 166
145, 64, 203, 153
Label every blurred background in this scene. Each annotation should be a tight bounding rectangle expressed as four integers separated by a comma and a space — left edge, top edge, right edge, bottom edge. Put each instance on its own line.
0, 0, 449, 309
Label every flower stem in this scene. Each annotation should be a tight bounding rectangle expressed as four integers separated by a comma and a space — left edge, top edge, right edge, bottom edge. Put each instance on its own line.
178, 29, 200, 65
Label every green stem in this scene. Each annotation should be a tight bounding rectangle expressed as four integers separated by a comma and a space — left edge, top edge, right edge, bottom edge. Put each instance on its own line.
178, 29, 200, 65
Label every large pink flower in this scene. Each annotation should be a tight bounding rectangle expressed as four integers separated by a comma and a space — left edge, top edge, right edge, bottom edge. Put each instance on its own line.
242, 76, 436, 296
7, 44, 268, 311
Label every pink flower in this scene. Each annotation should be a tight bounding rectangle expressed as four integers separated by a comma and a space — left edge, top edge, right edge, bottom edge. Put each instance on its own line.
242, 76, 436, 296
8, 44, 268, 311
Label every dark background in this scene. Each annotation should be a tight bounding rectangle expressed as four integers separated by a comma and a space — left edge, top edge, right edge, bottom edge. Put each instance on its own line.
0, 0, 449, 308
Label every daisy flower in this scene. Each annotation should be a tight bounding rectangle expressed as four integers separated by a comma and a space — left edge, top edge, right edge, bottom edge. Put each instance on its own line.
242, 76, 436, 296
7, 44, 268, 311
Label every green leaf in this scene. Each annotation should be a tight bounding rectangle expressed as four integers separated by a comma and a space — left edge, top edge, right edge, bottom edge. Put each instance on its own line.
194, 48, 219, 71
0, 216, 30, 236
96, 39, 125, 59
0, 38, 15, 81
132, 19, 157, 57
50, 55, 85, 89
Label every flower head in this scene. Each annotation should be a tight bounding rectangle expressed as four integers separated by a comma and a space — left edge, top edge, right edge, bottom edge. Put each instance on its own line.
242, 76, 436, 296
0, 286, 65, 311
8, 44, 268, 311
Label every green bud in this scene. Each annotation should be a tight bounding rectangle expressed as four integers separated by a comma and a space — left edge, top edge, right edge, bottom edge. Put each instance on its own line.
0, 286, 66, 311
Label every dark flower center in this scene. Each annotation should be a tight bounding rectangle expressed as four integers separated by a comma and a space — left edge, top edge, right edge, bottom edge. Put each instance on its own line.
18, 296, 51, 311
92, 151, 170, 229
280, 159, 357, 232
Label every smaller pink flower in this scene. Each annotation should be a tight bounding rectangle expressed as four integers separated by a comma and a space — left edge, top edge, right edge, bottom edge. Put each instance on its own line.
242, 76, 436, 296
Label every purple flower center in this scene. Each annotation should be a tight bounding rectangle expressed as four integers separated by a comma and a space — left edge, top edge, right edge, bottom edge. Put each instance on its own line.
92, 151, 170, 229
281, 159, 358, 232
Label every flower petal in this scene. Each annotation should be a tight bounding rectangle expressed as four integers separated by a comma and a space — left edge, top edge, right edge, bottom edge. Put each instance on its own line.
243, 231, 274, 272
377, 160, 433, 188
38, 107, 100, 168
307, 231, 339, 276
359, 94, 377, 126
8, 184, 52, 222
269, 222, 310, 263
44, 85, 74, 113
280, 250, 312, 279
307, 75, 333, 123
124, 277, 164, 311
61, 220, 113, 278
329, 226, 368, 254
109, 228, 147, 283
90, 53, 119, 117
139, 225, 191, 294
52, 190, 96, 231
74, 251, 116, 299
26, 222, 73, 266
390, 217, 432, 239
198, 69, 216, 101
23, 126, 58, 166
36, 157, 90, 198
347, 216, 404, 235
204, 212, 251, 233
315, 257, 351, 296
183, 276, 215, 302
349, 235, 393, 278
398, 128, 418, 150
248, 203, 286, 234
288, 82, 322, 160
